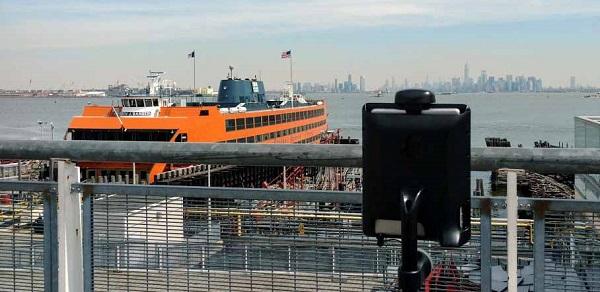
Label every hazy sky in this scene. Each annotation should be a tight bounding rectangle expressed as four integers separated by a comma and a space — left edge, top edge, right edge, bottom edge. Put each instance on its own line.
1, 0, 599, 90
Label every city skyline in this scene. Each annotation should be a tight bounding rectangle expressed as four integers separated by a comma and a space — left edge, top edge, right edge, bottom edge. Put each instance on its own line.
1, 1, 600, 90
290, 63, 590, 94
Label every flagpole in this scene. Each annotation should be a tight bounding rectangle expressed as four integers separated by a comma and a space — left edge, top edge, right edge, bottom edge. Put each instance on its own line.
289, 51, 293, 108
193, 50, 196, 91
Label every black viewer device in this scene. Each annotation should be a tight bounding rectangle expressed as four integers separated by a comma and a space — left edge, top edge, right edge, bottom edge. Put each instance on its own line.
362, 89, 471, 291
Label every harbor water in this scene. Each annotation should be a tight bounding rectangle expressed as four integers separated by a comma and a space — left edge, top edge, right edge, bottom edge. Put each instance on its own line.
0, 92, 592, 147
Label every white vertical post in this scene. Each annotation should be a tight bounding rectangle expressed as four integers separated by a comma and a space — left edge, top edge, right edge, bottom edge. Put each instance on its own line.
57, 160, 84, 292
207, 165, 212, 237
132, 162, 136, 184
507, 170, 518, 292
287, 246, 292, 272
331, 246, 336, 274
244, 244, 248, 272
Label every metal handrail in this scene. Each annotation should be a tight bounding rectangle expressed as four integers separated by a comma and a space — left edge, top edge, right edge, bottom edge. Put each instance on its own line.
1, 140, 600, 173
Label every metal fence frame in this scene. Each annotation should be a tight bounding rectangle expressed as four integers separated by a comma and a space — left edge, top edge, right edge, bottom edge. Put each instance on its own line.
1, 141, 600, 291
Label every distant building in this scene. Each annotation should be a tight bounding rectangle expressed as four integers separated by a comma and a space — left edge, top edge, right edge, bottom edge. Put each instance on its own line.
359, 76, 365, 92
334, 78, 338, 93
347, 74, 352, 91
575, 116, 600, 200
570, 76, 576, 89
506, 75, 513, 92
478, 71, 487, 91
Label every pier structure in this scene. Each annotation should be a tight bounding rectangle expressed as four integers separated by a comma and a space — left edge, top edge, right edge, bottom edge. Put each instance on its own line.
0, 141, 600, 291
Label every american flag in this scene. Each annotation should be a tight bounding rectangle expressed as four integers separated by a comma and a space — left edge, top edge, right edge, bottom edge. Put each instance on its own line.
188, 50, 195, 58
281, 50, 291, 58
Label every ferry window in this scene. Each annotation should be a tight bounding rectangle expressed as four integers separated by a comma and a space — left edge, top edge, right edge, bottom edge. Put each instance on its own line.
199, 110, 209, 116
247, 136, 255, 143
269, 115, 275, 125
227, 139, 236, 143
255, 135, 262, 142
225, 119, 235, 131
263, 134, 269, 141
246, 117, 254, 129
282, 114, 287, 123
153, 99, 159, 106
270, 133, 275, 139
144, 99, 152, 107
122, 99, 128, 107
136, 99, 144, 107
254, 117, 261, 127
262, 116, 268, 127
236, 118, 245, 130
128, 99, 136, 107
283, 129, 289, 136
237, 138, 246, 143
275, 115, 281, 124
286, 113, 291, 122
277, 131, 282, 137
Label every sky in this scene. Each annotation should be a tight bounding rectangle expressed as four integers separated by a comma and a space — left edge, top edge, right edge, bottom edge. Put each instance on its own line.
1, 0, 599, 90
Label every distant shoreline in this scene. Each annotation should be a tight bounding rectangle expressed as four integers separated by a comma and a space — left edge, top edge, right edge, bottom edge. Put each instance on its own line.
0, 95, 113, 99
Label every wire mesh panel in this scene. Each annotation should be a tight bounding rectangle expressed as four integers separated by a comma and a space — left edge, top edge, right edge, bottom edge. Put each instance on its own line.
0, 190, 45, 291
544, 210, 600, 291
86, 191, 488, 292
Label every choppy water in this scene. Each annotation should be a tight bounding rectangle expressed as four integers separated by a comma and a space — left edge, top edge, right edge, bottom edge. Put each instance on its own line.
0, 92, 596, 147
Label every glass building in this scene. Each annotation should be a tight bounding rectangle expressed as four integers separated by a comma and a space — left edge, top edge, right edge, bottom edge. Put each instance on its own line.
575, 116, 600, 200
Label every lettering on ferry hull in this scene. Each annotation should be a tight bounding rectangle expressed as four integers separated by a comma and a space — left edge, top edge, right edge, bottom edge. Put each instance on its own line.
121, 107, 160, 117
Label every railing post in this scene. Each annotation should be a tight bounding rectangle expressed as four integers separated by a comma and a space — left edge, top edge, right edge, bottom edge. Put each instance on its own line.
57, 160, 84, 292
82, 192, 93, 292
44, 185, 58, 292
506, 171, 518, 292
533, 201, 546, 291
479, 197, 492, 292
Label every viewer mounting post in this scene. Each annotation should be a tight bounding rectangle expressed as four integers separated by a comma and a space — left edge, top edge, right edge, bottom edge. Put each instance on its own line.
362, 89, 471, 291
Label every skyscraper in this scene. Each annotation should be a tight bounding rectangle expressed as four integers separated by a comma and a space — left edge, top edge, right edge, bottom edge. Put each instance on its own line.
346, 74, 353, 93
506, 75, 513, 92
479, 70, 487, 91
570, 76, 576, 89
359, 76, 365, 92
464, 63, 469, 84
334, 78, 338, 93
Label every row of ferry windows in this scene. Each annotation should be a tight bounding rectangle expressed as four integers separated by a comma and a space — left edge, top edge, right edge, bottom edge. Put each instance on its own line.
224, 120, 326, 143
121, 98, 160, 107
225, 108, 325, 132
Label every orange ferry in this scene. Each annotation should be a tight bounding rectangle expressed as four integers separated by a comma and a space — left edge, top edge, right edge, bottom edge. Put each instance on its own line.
66, 74, 327, 184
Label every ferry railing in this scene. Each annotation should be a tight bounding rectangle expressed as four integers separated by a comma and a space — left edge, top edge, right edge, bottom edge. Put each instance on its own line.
0, 141, 599, 291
